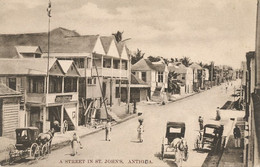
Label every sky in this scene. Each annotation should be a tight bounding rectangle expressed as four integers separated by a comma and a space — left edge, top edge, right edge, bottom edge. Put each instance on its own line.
0, 0, 257, 69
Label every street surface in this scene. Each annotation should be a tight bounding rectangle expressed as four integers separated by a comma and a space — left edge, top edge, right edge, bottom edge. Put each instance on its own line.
12, 81, 240, 167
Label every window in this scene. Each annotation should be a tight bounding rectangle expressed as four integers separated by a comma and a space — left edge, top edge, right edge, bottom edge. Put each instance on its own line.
35, 54, 41, 58
28, 77, 44, 93
141, 72, 146, 82
49, 76, 62, 93
87, 77, 96, 85
64, 77, 77, 92
158, 72, 163, 83
132, 72, 136, 75
8, 78, 16, 90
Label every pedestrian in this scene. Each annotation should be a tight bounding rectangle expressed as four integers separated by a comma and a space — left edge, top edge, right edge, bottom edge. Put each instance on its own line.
71, 132, 83, 156
63, 120, 68, 134
216, 107, 221, 121
233, 125, 241, 148
198, 116, 204, 130
137, 119, 144, 142
105, 119, 112, 141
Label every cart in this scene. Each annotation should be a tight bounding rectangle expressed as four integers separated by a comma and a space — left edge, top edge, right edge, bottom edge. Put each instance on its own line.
7, 127, 50, 164
194, 124, 224, 153
161, 122, 188, 160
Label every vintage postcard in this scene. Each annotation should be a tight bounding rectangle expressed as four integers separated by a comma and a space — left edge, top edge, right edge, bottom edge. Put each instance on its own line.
0, 0, 257, 167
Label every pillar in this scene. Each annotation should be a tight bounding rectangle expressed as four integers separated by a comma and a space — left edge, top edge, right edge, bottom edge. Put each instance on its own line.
61, 105, 64, 133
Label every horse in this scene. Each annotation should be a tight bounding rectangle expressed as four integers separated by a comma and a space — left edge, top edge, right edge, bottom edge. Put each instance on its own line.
37, 128, 55, 153
171, 138, 188, 167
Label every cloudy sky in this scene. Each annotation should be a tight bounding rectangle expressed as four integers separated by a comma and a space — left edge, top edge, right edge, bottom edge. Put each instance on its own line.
0, 0, 257, 68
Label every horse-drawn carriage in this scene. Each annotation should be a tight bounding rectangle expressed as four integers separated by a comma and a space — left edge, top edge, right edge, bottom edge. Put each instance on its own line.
7, 127, 53, 164
161, 122, 188, 163
194, 124, 224, 153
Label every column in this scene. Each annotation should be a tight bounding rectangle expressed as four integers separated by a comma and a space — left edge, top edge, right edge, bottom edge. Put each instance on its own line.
43, 106, 46, 132
61, 105, 64, 133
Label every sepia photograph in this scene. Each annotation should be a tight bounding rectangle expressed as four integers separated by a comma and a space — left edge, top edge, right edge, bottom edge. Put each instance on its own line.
0, 0, 259, 166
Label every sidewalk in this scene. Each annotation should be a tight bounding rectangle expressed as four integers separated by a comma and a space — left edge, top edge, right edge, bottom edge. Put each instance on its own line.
218, 118, 244, 167
0, 112, 137, 164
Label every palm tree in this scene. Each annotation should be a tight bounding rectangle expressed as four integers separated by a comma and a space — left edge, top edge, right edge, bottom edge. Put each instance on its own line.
181, 57, 192, 67
168, 71, 181, 94
131, 49, 145, 65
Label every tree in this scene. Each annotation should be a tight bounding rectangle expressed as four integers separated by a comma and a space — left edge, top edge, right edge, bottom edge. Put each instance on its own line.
180, 57, 192, 67
131, 49, 145, 65
168, 71, 181, 94
112, 31, 124, 43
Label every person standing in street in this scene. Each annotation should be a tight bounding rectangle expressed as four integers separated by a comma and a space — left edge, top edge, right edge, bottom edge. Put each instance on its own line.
233, 125, 241, 148
216, 107, 221, 121
71, 132, 83, 156
105, 119, 112, 141
137, 119, 144, 143
198, 116, 204, 130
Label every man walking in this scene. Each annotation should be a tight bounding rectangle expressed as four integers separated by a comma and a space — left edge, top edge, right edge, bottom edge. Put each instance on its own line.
233, 125, 241, 148
198, 116, 204, 130
105, 119, 112, 141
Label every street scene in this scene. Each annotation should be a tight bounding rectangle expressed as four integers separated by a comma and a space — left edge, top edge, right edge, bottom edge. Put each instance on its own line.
0, 0, 260, 167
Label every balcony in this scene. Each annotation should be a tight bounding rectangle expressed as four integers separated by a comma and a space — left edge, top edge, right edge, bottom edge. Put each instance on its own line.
91, 67, 128, 78
26, 92, 78, 105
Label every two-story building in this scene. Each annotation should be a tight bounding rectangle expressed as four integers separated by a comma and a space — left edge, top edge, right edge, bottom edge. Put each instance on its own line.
0, 27, 131, 126
0, 59, 80, 133
131, 58, 168, 101
189, 63, 203, 91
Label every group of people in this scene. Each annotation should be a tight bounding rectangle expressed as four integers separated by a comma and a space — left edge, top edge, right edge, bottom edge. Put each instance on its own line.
70, 118, 145, 156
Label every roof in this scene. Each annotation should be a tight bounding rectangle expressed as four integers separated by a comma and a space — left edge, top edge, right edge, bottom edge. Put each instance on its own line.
58, 60, 80, 76
15, 46, 42, 54
132, 59, 166, 72
115, 41, 125, 55
0, 58, 56, 76
131, 74, 147, 85
168, 65, 188, 73
189, 63, 203, 70
0, 84, 21, 97
42, 52, 91, 58
100, 36, 114, 54
204, 124, 221, 129
166, 122, 185, 128
0, 27, 99, 58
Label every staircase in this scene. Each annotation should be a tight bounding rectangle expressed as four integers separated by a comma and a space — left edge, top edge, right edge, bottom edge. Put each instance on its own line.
151, 87, 163, 102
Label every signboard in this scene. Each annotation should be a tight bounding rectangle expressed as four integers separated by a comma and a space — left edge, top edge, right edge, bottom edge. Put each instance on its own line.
55, 95, 72, 103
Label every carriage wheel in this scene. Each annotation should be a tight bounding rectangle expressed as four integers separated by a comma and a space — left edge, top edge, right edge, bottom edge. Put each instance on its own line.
161, 145, 164, 160
30, 143, 39, 159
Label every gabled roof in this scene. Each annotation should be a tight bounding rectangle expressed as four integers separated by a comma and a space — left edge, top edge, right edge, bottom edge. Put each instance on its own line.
0, 58, 57, 76
0, 84, 21, 96
115, 42, 125, 55
15, 46, 42, 54
100, 36, 114, 54
58, 60, 80, 77
131, 74, 147, 85
132, 58, 166, 72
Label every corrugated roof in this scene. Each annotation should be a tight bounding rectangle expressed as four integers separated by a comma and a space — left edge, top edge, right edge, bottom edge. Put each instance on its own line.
132, 58, 166, 72
0, 58, 56, 76
0, 84, 21, 96
42, 52, 91, 58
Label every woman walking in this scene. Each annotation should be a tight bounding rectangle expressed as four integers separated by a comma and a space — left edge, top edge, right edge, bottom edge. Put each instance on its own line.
71, 132, 82, 156
137, 119, 144, 143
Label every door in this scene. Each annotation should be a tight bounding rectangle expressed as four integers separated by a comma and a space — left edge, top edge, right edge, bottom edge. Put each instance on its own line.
30, 107, 41, 130
0, 100, 2, 136
8, 78, 16, 90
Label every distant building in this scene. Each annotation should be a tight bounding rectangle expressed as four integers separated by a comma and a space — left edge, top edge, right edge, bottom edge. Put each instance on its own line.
131, 58, 168, 101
